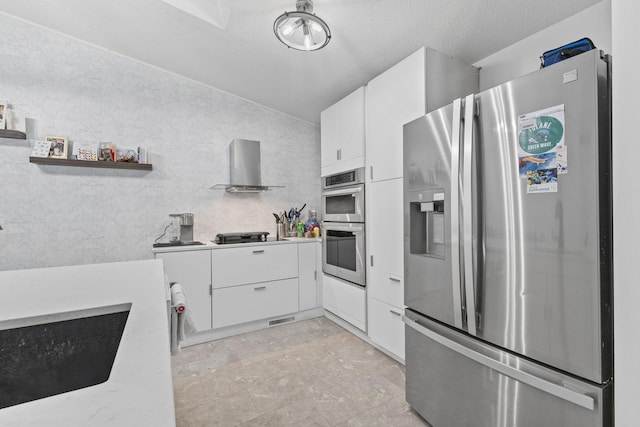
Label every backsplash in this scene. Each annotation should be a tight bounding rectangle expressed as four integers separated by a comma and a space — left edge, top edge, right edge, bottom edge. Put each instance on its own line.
0, 15, 320, 271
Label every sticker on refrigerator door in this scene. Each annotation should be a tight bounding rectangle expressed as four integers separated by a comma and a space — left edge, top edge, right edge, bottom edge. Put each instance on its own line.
526, 168, 558, 193
518, 104, 566, 177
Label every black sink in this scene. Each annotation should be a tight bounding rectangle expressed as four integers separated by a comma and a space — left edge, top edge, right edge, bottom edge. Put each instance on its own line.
0, 303, 131, 409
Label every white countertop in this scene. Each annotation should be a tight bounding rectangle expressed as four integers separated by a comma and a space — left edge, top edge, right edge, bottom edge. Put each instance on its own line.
151, 236, 321, 253
0, 259, 175, 426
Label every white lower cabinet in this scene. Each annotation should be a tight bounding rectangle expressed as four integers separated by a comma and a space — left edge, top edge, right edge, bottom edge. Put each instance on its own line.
298, 242, 319, 311
211, 244, 298, 288
155, 241, 321, 341
367, 178, 405, 359
155, 250, 212, 332
323, 273, 366, 331
212, 278, 299, 329
368, 298, 405, 360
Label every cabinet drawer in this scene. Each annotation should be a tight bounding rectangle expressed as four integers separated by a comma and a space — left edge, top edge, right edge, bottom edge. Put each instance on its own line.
212, 278, 299, 329
211, 244, 298, 288
368, 298, 405, 360
369, 273, 404, 308
322, 274, 365, 331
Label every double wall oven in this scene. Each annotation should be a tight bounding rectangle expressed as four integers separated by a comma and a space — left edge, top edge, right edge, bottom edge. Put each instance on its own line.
321, 168, 365, 287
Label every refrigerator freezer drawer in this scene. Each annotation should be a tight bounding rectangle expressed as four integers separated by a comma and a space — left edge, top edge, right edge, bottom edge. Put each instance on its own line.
403, 311, 612, 427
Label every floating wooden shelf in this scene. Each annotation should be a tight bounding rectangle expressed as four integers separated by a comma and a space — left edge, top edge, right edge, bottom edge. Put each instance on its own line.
29, 157, 152, 170
0, 129, 27, 140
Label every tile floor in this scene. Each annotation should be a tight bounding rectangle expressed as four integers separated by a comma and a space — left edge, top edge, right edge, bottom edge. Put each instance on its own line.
171, 316, 430, 426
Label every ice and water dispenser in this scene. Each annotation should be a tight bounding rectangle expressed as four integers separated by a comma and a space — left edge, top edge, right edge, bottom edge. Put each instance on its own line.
409, 189, 446, 258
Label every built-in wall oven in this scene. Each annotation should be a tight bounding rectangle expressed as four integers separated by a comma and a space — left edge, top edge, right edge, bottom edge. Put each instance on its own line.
322, 168, 365, 287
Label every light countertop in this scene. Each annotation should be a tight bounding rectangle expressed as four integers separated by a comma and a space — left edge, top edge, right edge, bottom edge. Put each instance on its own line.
0, 259, 175, 426
151, 236, 321, 253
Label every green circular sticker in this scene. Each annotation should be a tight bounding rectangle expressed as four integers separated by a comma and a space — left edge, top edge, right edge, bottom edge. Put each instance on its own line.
518, 116, 564, 154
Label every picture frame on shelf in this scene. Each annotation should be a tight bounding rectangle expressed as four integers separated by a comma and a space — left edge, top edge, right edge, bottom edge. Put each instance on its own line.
72, 142, 99, 161
99, 142, 117, 162
30, 140, 51, 158
46, 136, 68, 159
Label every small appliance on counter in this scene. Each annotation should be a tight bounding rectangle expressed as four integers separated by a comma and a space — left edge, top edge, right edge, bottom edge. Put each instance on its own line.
214, 231, 270, 245
153, 213, 203, 247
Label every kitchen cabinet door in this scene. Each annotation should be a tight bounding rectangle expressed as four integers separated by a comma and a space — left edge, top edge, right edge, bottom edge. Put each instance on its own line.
321, 86, 365, 176
366, 47, 478, 182
156, 250, 212, 332
368, 298, 405, 360
298, 242, 319, 311
367, 178, 404, 306
366, 48, 426, 182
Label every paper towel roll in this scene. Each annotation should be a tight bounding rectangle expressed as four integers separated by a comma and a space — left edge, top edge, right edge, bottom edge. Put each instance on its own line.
170, 283, 186, 312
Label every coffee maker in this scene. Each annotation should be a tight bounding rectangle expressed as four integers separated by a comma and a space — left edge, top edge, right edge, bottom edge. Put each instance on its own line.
169, 213, 194, 243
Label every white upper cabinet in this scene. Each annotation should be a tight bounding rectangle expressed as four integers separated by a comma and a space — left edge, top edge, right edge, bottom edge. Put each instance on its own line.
365, 47, 479, 182
366, 48, 426, 182
321, 86, 366, 176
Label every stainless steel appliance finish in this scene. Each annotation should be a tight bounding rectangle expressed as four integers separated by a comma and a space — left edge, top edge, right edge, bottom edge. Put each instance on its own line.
404, 310, 612, 427
322, 221, 365, 287
229, 139, 262, 189
321, 168, 365, 223
212, 139, 282, 192
403, 50, 613, 426
322, 168, 366, 286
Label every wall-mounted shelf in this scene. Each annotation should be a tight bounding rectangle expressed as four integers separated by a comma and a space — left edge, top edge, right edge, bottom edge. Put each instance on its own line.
29, 157, 152, 170
0, 130, 27, 140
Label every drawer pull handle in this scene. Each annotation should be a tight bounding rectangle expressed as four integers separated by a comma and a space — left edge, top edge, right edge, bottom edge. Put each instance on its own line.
390, 310, 402, 316
254, 286, 267, 291
389, 277, 401, 283
252, 250, 265, 254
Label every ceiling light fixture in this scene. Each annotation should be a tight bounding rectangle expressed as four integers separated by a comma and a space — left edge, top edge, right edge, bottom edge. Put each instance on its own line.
274, 0, 331, 51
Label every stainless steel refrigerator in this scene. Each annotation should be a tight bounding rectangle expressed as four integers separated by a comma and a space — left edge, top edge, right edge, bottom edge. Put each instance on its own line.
402, 49, 612, 427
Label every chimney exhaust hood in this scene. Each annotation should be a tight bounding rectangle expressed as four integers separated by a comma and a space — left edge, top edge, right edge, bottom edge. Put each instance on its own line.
211, 139, 282, 193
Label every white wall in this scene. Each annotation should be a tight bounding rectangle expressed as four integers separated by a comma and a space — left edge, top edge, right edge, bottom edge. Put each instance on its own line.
0, 14, 321, 271
612, 1, 640, 425
474, 0, 611, 90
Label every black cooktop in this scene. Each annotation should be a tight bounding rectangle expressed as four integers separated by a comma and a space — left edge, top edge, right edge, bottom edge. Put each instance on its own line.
152, 241, 204, 248
214, 232, 270, 245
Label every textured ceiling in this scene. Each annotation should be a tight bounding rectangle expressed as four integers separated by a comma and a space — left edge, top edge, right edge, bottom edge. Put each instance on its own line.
0, 0, 601, 124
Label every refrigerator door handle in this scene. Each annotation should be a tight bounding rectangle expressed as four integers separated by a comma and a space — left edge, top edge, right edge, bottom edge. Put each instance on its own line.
402, 314, 596, 411
449, 98, 464, 329
462, 94, 478, 335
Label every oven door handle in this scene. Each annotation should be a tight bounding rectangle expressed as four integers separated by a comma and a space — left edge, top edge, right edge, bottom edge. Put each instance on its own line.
321, 185, 364, 198
322, 223, 364, 233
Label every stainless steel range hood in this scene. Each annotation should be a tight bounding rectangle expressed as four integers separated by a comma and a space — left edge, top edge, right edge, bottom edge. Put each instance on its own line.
211, 139, 282, 193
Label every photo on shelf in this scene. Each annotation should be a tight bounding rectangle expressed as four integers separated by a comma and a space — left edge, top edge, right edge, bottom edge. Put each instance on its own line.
99, 142, 117, 161
45, 136, 68, 159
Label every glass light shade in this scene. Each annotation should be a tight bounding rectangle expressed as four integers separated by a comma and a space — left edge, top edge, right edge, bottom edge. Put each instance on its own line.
274, 11, 331, 51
